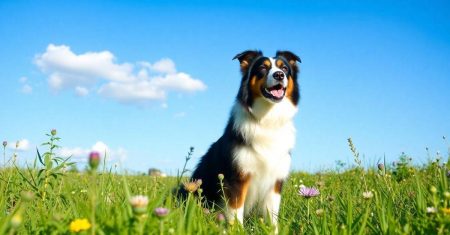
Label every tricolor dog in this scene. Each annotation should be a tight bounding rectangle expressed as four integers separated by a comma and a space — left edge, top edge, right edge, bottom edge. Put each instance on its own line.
189, 50, 301, 228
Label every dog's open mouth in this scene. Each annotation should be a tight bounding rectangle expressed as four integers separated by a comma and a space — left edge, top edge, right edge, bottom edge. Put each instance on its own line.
261, 84, 286, 102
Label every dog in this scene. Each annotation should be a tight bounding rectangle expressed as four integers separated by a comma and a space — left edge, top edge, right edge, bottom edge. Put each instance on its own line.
188, 50, 301, 228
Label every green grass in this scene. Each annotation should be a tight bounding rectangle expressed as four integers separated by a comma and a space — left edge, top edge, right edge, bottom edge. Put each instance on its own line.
1, 132, 450, 234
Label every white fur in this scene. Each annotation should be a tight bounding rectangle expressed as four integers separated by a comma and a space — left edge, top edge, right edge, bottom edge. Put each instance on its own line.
230, 97, 297, 225
267, 58, 288, 88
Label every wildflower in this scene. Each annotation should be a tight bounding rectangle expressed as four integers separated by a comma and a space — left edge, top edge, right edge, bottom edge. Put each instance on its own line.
218, 173, 224, 181
441, 208, 450, 215
430, 186, 437, 194
426, 207, 437, 214
203, 208, 210, 214
88, 151, 100, 170
362, 191, 374, 199
2, 141, 6, 148
130, 195, 149, 215
51, 129, 57, 136
154, 207, 169, 218
183, 180, 202, 193
216, 213, 225, 222
10, 214, 22, 228
444, 191, 450, 200
298, 187, 320, 198
69, 218, 91, 232
377, 163, 384, 171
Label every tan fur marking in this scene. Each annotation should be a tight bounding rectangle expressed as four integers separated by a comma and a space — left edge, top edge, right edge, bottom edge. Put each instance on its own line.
274, 180, 284, 194
285, 76, 295, 99
276, 59, 284, 68
263, 59, 271, 67
228, 174, 251, 209
249, 75, 264, 98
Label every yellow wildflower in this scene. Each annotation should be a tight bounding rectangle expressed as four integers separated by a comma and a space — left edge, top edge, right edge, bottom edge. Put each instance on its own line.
69, 218, 91, 232
441, 208, 450, 215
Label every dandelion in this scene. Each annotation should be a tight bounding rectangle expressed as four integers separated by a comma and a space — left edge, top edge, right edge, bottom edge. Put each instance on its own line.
362, 191, 374, 199
154, 207, 169, 218
426, 207, 437, 214
69, 218, 91, 232
88, 151, 100, 170
10, 214, 22, 228
298, 187, 320, 198
441, 208, 450, 215
183, 179, 202, 193
130, 195, 149, 215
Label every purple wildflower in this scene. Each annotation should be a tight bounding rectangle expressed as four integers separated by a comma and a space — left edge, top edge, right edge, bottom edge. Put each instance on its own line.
88, 151, 100, 170
216, 213, 225, 222
298, 187, 320, 198
154, 207, 169, 218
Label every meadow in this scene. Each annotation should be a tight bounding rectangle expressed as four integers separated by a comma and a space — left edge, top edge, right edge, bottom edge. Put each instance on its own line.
1, 131, 450, 234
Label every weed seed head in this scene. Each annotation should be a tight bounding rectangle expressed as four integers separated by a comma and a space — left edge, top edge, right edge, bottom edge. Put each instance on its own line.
377, 163, 385, 171
218, 173, 224, 181
51, 129, 57, 136
2, 141, 6, 148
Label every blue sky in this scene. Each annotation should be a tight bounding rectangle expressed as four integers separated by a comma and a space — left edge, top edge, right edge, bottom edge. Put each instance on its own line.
1, 0, 449, 174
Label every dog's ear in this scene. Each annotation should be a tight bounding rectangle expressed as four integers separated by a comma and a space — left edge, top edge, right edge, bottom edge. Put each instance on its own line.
233, 50, 263, 75
276, 50, 301, 72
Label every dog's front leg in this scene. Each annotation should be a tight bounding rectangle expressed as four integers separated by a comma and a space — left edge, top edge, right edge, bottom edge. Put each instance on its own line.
263, 180, 284, 233
224, 174, 251, 224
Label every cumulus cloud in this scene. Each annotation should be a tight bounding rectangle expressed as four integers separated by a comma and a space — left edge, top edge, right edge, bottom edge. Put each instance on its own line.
34, 44, 206, 105
58, 141, 127, 163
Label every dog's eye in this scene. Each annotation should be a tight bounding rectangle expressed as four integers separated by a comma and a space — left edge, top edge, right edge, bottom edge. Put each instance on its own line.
258, 65, 267, 73
281, 65, 289, 73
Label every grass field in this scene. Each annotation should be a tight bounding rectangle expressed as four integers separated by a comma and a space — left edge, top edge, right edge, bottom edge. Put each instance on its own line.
1, 131, 450, 234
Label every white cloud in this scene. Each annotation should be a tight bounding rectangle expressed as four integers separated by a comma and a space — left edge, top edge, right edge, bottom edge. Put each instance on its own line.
58, 141, 127, 163
7, 139, 31, 151
35, 44, 207, 105
21, 84, 33, 94
75, 86, 89, 96
19, 77, 33, 94
174, 112, 187, 118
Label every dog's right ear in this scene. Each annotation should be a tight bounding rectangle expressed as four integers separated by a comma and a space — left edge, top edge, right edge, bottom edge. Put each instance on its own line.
233, 50, 263, 75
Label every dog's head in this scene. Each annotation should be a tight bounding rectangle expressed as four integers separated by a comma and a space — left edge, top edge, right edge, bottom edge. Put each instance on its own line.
234, 50, 301, 109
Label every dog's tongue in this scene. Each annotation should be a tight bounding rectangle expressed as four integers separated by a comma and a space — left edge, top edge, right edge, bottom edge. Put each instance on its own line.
270, 88, 284, 98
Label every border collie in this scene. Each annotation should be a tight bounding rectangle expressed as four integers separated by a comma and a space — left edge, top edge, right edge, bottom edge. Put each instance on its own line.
189, 50, 300, 228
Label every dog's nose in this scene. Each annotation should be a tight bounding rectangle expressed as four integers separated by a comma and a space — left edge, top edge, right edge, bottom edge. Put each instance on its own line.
273, 71, 285, 81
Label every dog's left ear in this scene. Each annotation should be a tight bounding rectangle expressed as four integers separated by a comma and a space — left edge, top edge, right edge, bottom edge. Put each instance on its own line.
233, 50, 263, 75
276, 51, 301, 73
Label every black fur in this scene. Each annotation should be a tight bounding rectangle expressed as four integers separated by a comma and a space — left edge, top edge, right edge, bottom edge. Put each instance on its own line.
179, 50, 301, 206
